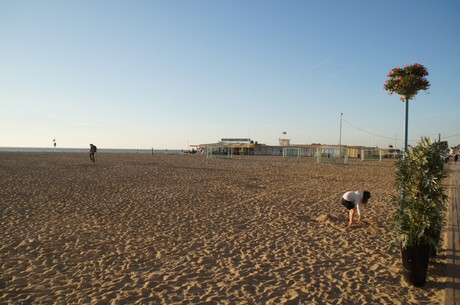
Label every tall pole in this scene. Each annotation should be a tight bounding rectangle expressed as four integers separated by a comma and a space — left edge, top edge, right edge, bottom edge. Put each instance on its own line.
404, 98, 409, 156
339, 112, 343, 157
402, 97, 410, 205
438, 134, 442, 155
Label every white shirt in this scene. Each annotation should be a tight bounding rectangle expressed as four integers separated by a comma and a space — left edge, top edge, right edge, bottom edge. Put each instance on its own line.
342, 191, 365, 216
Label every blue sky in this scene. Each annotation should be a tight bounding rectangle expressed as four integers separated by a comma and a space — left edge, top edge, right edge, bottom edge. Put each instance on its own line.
1, 0, 459, 150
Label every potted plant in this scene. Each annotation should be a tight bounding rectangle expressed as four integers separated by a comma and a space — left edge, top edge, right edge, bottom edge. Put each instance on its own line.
392, 137, 448, 287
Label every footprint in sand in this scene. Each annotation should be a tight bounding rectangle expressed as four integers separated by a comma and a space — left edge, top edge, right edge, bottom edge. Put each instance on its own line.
356, 219, 380, 233
314, 214, 347, 232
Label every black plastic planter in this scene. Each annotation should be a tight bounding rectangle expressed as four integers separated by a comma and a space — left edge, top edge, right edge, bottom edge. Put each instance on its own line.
401, 245, 431, 287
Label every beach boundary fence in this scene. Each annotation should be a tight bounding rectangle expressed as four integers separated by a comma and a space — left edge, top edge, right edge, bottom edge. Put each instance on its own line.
317, 147, 349, 164
361, 148, 383, 161
282, 148, 301, 158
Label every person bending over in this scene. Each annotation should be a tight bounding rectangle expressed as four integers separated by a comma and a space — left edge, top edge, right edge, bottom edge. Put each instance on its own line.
341, 190, 371, 226
89, 144, 97, 162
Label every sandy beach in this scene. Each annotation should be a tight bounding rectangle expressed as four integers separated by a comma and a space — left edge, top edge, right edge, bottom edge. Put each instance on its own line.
0, 153, 447, 304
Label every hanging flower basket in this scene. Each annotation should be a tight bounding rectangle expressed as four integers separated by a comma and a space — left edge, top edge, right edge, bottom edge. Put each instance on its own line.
384, 63, 430, 101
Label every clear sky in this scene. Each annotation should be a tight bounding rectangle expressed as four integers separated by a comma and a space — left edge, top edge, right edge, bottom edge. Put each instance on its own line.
1, 0, 459, 150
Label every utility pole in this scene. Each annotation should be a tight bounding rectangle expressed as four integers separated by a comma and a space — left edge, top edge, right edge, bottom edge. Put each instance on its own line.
339, 112, 343, 158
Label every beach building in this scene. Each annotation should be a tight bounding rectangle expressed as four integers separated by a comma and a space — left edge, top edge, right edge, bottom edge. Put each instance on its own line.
192, 138, 394, 159
192, 138, 257, 156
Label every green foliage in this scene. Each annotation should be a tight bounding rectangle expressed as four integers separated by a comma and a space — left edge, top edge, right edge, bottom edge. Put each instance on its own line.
384, 63, 430, 101
392, 137, 448, 250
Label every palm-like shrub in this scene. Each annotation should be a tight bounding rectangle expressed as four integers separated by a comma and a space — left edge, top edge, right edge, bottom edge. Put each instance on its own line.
393, 137, 448, 250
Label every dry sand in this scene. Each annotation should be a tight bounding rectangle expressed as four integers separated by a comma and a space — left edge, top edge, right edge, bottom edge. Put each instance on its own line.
0, 153, 446, 304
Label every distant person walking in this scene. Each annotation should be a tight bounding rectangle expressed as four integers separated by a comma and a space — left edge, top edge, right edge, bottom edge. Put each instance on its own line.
89, 144, 97, 162
341, 190, 371, 226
